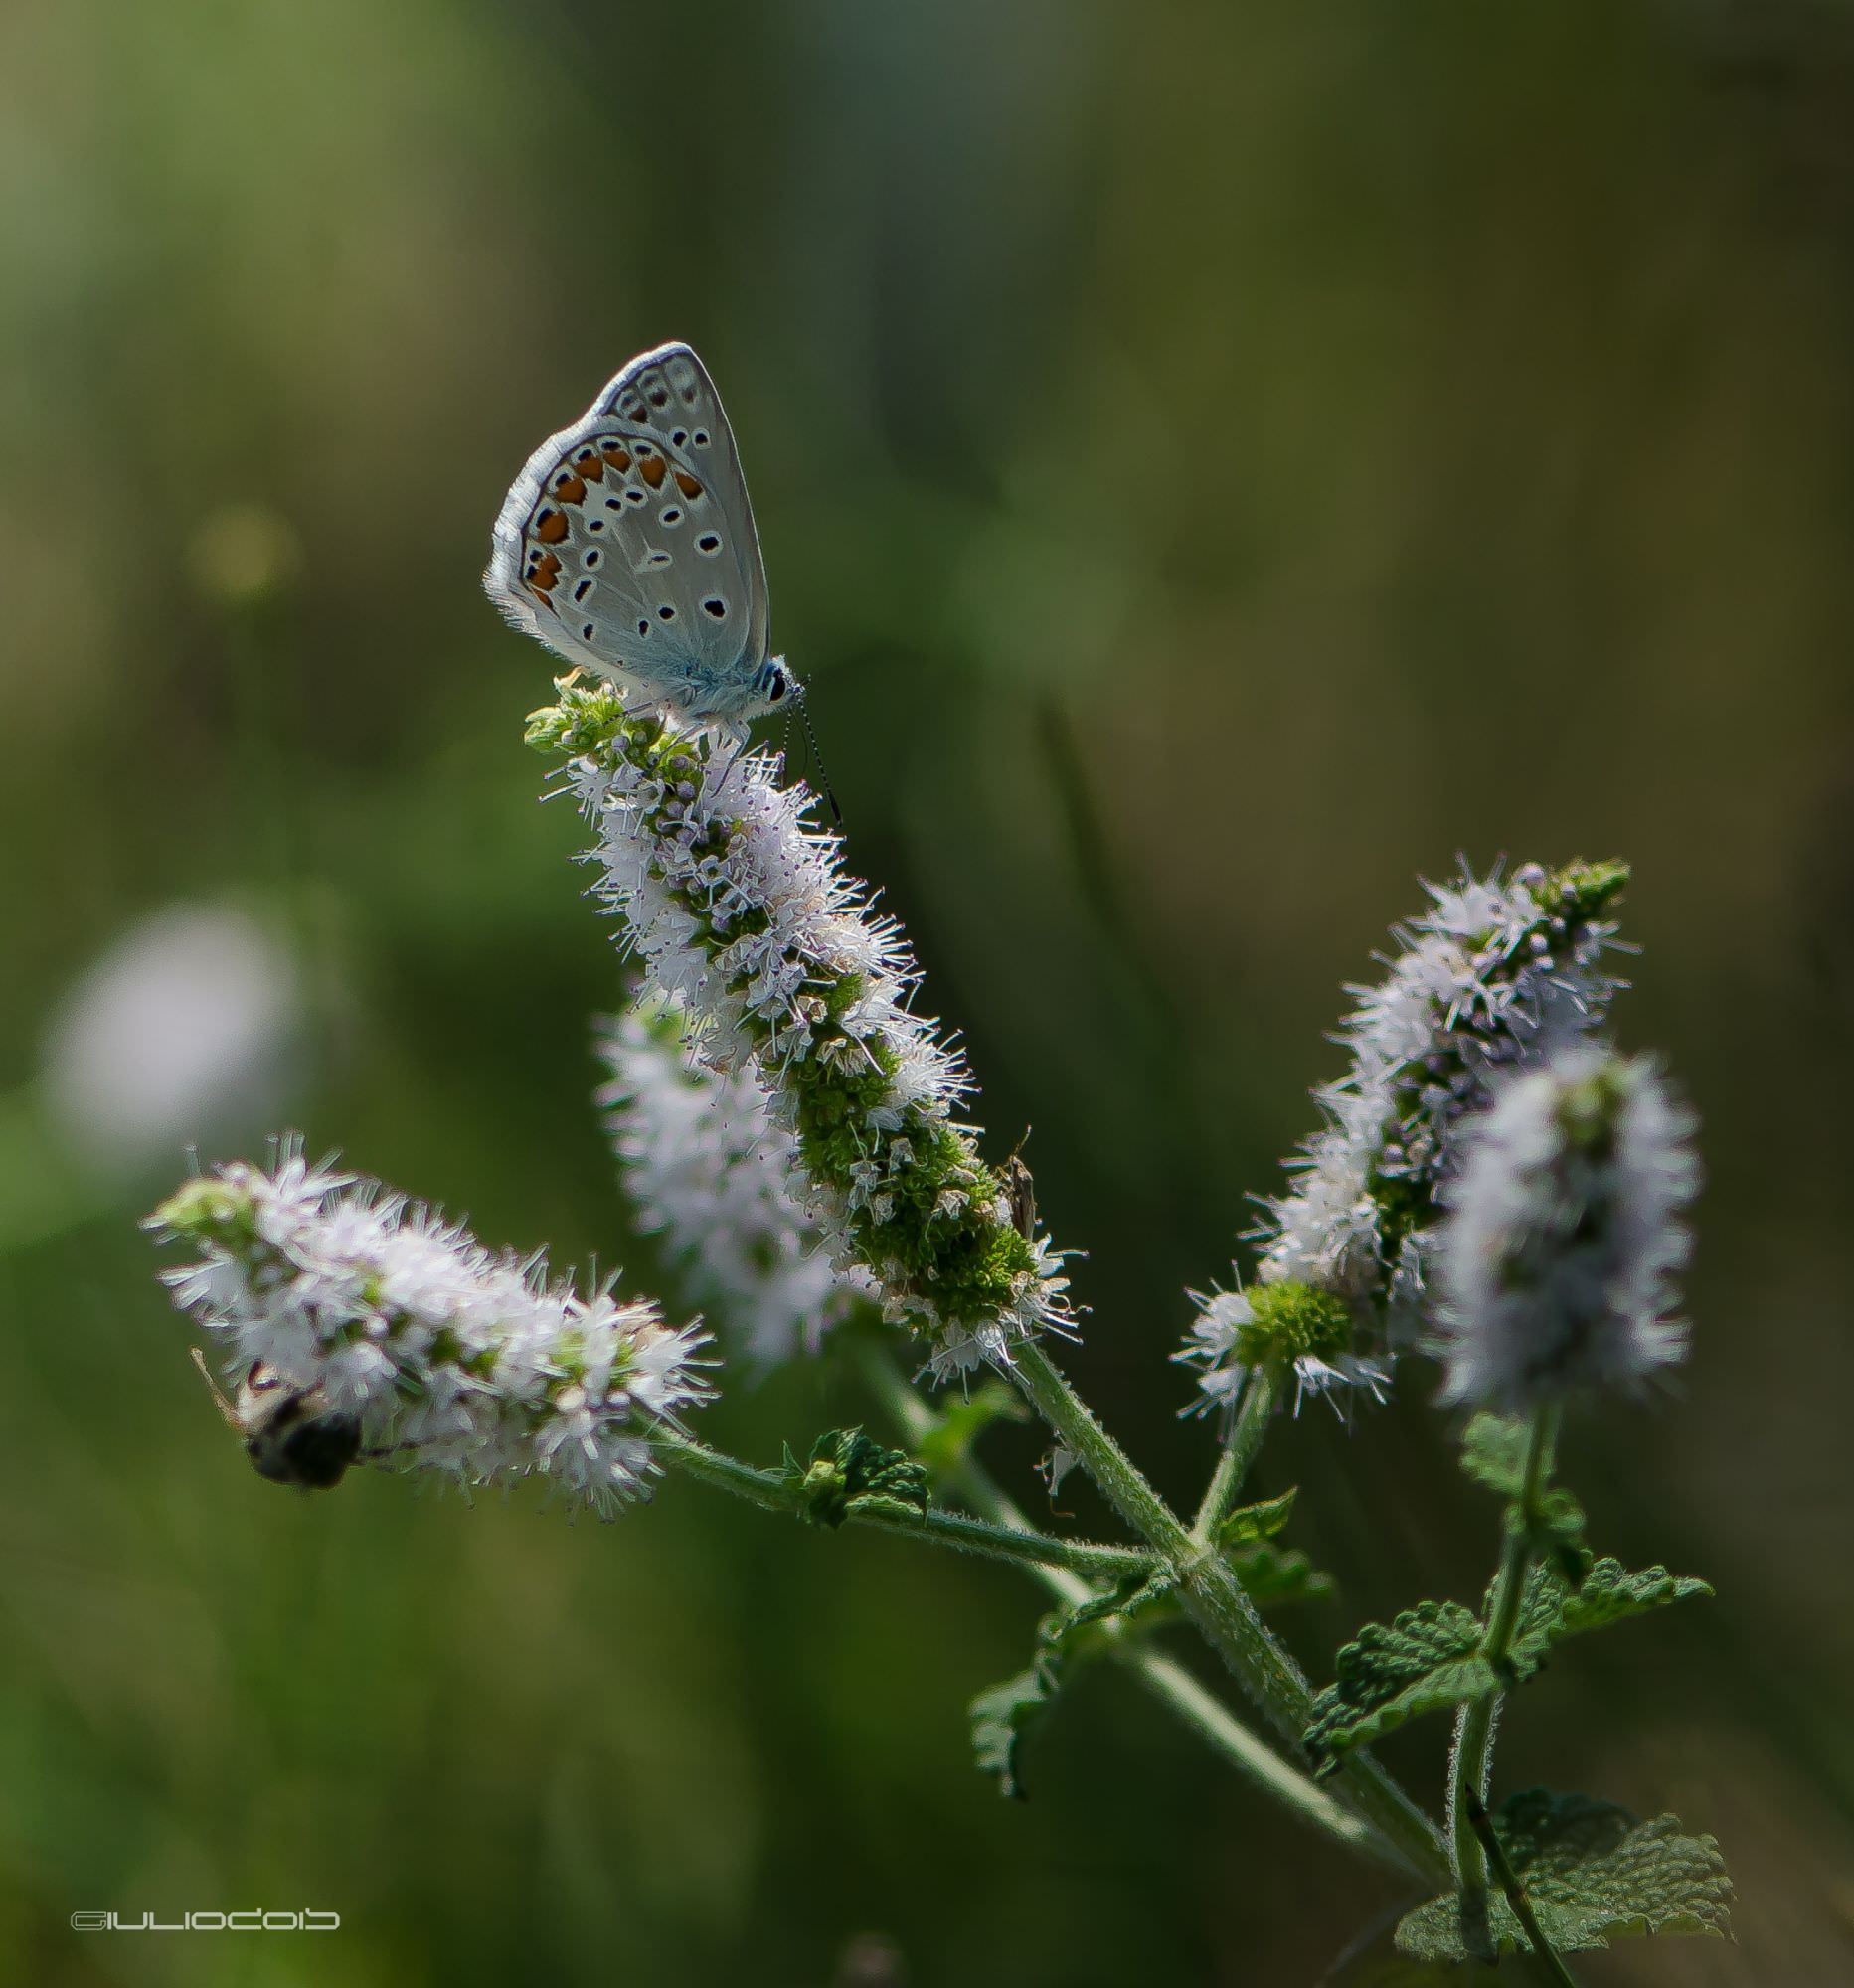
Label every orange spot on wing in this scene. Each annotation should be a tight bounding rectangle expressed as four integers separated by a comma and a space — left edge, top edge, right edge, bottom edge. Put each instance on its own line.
534, 508, 568, 545
573, 448, 605, 483
637, 452, 667, 490
528, 550, 563, 596
552, 472, 588, 505
673, 469, 703, 499
602, 444, 632, 472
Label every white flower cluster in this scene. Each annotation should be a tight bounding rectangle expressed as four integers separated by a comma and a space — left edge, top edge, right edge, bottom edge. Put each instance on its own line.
1435, 1048, 1698, 1413
597, 1000, 874, 1369
152, 1151, 710, 1513
1177, 1286, 1392, 1421
1259, 862, 1625, 1316
542, 688, 1072, 1377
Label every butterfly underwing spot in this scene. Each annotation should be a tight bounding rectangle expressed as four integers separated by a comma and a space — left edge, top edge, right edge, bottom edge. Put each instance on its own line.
552, 471, 587, 505
572, 446, 605, 482
646, 379, 670, 409
624, 488, 646, 506
671, 427, 688, 447
642, 550, 671, 569
535, 508, 568, 545
602, 442, 632, 472
697, 532, 722, 555
583, 549, 601, 568
660, 506, 683, 527
703, 596, 726, 618
574, 578, 593, 602
635, 618, 650, 636
637, 454, 667, 491
673, 469, 703, 500
693, 429, 710, 447
582, 622, 594, 638
657, 604, 676, 620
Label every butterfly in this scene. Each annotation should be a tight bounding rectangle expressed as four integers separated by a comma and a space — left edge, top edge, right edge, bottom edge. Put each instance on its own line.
485, 341, 799, 733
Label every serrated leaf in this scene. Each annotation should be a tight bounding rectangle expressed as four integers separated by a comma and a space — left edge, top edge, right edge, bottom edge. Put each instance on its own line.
970, 1572, 1172, 1798
1305, 1550, 1709, 1767
1303, 1599, 1495, 1770
969, 1654, 1056, 1799
1560, 1558, 1712, 1633
1229, 1541, 1333, 1610
1510, 1557, 1712, 1672
1212, 1486, 1297, 1549
1397, 1788, 1732, 1960
1459, 1413, 1530, 1497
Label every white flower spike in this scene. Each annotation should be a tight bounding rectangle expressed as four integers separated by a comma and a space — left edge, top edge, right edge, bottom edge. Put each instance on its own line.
150, 1148, 711, 1514
597, 997, 874, 1368
1434, 1048, 1699, 1413
530, 682, 1074, 1379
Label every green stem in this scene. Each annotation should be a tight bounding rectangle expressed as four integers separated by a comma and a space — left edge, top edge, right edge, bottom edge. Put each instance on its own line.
1190, 1360, 1281, 1544
1006, 1337, 1450, 1885
1465, 1791, 1582, 1987
655, 1433, 1155, 1583
1448, 1406, 1560, 1906
852, 1346, 1393, 1868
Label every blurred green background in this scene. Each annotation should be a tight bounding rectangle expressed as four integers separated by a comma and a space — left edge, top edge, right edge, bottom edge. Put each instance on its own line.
4, 3, 1853, 1982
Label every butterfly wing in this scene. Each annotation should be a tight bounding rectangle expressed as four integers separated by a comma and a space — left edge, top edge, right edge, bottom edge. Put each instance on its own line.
485, 342, 771, 719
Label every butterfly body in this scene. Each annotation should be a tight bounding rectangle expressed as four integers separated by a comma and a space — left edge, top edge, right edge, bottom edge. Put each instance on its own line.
485, 342, 797, 730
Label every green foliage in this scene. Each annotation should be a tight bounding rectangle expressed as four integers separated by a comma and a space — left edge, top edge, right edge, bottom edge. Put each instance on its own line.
1210, 1486, 1297, 1549
1523, 1557, 1713, 1653
910, 1381, 1027, 1484
1396, 1788, 1732, 1959
1305, 1557, 1709, 1769
1458, 1414, 1530, 1497
780, 1428, 929, 1530
971, 1574, 1175, 1798
1304, 1598, 1491, 1771
1227, 1541, 1333, 1610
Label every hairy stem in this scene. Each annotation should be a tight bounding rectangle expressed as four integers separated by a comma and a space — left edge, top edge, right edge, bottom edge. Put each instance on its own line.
656, 1432, 1155, 1582
1006, 1337, 1450, 1885
1448, 1407, 1560, 1913
1190, 1359, 1282, 1544
1465, 1791, 1583, 1987
854, 1345, 1395, 1866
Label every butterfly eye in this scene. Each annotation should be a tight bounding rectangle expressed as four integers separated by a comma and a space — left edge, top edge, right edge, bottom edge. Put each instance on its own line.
766, 674, 785, 703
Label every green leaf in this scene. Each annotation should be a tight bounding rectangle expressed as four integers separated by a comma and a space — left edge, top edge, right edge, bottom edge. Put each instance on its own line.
1397, 1788, 1732, 1959
912, 1382, 1024, 1483
1211, 1486, 1297, 1549
1560, 1558, 1713, 1634
969, 1654, 1056, 1800
781, 1427, 929, 1528
1511, 1557, 1712, 1673
1303, 1599, 1495, 1771
1459, 1413, 1530, 1497
1228, 1541, 1333, 1610
1304, 1552, 1708, 1766
970, 1573, 1172, 1798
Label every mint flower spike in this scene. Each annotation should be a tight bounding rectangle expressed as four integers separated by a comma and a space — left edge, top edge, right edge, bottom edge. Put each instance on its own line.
148, 1150, 712, 1514
1175, 1280, 1391, 1420
1258, 860, 1629, 1329
531, 682, 1075, 1380
597, 996, 875, 1369
1434, 1047, 1699, 1413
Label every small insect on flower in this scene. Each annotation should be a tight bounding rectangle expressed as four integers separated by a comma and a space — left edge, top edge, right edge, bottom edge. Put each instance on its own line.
190, 1347, 362, 1490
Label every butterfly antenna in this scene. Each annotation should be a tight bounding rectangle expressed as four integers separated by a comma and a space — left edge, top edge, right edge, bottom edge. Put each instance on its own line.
798, 697, 842, 824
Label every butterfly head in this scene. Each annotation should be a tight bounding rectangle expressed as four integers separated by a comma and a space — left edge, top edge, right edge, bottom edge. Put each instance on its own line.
752, 655, 801, 716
